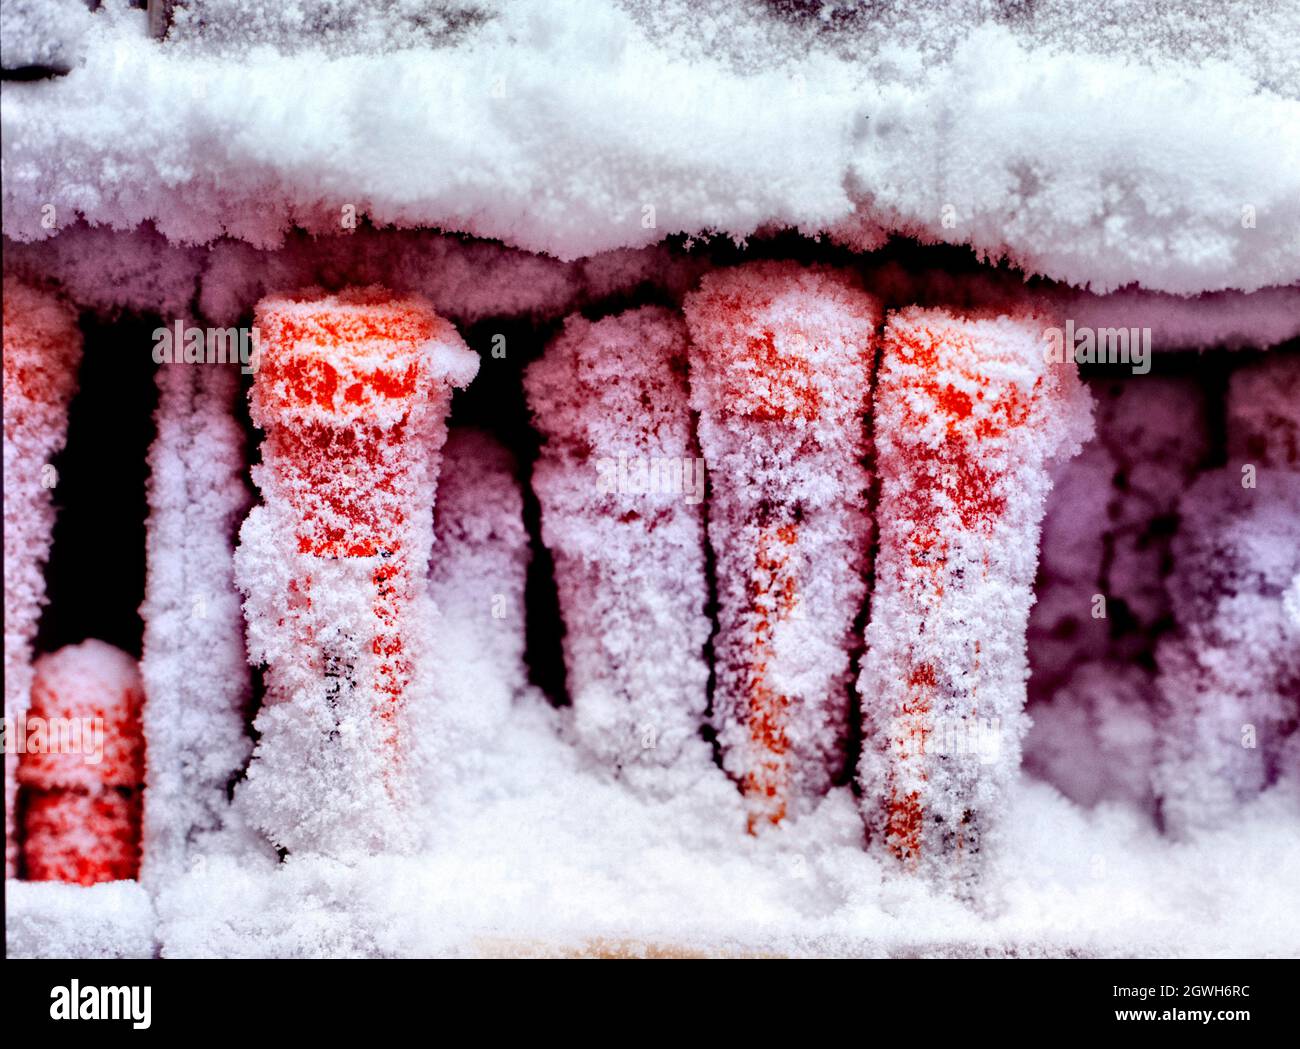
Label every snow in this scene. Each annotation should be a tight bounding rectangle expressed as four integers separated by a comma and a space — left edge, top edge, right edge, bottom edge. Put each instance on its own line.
5, 878, 156, 959
145, 704, 1300, 958
0, 0, 92, 72
3, 1, 1298, 293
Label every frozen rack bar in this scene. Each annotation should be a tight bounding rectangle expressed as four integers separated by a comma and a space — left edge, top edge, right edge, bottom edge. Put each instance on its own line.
683, 262, 878, 830
3, 277, 82, 878
1023, 375, 1209, 815
234, 287, 478, 855
858, 307, 1092, 889
525, 307, 714, 790
1155, 354, 1300, 835
426, 427, 531, 776
19, 641, 145, 885
140, 361, 256, 888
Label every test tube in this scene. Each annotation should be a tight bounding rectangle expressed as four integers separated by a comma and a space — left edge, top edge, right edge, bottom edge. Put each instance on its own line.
139, 360, 254, 887
19, 640, 144, 885
1155, 354, 1300, 835
683, 262, 879, 831
3, 276, 83, 878
525, 307, 714, 791
858, 307, 1092, 889
234, 287, 478, 855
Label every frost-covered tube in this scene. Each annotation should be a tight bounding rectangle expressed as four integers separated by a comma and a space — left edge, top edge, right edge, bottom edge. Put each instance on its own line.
525, 307, 714, 792
1155, 354, 1300, 835
235, 287, 478, 855
858, 307, 1092, 889
19, 641, 145, 885
683, 262, 878, 831
426, 427, 531, 779
3, 277, 83, 878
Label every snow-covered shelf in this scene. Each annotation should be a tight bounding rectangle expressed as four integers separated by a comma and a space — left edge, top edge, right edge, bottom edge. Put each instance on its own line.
3, 2, 1299, 295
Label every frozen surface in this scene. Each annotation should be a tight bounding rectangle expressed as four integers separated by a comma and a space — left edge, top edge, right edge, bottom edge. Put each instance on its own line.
5, 878, 156, 959
149, 699, 1300, 958
2, 1, 1297, 293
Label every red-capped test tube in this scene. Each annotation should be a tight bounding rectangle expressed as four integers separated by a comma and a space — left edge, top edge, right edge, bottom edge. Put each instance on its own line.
858, 307, 1092, 890
3, 276, 83, 878
684, 262, 879, 832
19, 641, 145, 885
237, 288, 478, 854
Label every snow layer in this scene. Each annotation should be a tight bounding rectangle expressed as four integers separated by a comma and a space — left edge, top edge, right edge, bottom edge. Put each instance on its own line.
2, 1, 1297, 293
5, 878, 156, 959
149, 700, 1300, 957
